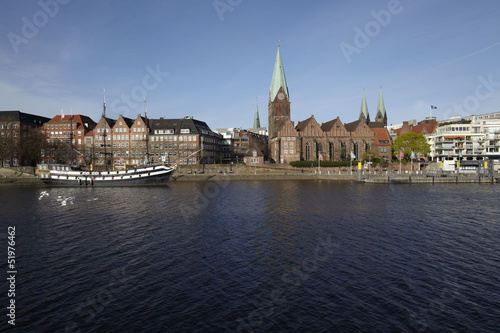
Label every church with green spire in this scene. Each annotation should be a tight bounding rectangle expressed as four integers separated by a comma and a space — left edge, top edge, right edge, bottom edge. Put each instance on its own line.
268, 43, 291, 141
358, 88, 388, 128
267, 43, 391, 164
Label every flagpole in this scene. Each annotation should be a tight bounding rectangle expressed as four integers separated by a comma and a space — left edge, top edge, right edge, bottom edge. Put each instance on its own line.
318, 153, 321, 174
350, 153, 352, 175
399, 151, 402, 174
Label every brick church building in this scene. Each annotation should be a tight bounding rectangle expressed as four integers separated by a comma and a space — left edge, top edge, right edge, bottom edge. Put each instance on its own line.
268, 44, 388, 164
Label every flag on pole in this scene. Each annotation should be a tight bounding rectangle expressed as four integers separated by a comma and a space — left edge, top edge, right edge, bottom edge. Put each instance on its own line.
411, 151, 416, 159
400, 150, 404, 159
431, 105, 437, 109
350, 151, 356, 159
319, 153, 323, 161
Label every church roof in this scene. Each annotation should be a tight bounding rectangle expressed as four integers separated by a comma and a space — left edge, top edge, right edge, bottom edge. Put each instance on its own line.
376, 89, 386, 118
269, 46, 289, 102
344, 119, 363, 132
368, 122, 385, 128
296, 115, 317, 131
359, 91, 369, 121
320, 117, 344, 131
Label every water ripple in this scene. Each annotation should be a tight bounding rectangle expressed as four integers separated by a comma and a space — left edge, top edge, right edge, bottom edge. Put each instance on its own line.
2, 182, 500, 332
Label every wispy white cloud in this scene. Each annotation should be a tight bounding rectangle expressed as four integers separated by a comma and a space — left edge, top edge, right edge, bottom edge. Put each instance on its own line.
433, 41, 500, 70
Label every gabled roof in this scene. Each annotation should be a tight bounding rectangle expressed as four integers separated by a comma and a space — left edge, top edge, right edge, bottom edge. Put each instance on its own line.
413, 121, 438, 135
46, 114, 96, 130
370, 127, 391, 145
244, 146, 264, 157
320, 117, 345, 132
269, 45, 289, 101
344, 119, 363, 132
275, 119, 297, 135
131, 115, 147, 126
296, 115, 319, 132
115, 115, 134, 128
96, 116, 115, 128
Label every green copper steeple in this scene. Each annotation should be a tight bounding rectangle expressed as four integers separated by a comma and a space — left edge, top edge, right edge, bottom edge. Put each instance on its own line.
375, 88, 387, 126
269, 44, 289, 102
376, 89, 386, 117
359, 90, 370, 123
253, 99, 261, 128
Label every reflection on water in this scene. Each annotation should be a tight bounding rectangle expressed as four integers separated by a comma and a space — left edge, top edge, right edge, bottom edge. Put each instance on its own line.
0, 181, 499, 332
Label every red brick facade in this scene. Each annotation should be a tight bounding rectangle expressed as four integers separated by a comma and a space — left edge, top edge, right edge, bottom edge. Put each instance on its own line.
42, 114, 96, 166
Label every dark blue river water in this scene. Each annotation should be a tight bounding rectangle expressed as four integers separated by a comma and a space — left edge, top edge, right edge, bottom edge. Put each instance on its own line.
1, 180, 499, 332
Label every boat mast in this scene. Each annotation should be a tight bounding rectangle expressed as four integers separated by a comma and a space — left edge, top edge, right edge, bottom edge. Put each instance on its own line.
144, 99, 149, 165
69, 112, 74, 166
102, 89, 110, 171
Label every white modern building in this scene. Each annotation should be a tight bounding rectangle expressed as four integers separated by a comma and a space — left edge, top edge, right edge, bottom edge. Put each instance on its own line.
426, 116, 500, 162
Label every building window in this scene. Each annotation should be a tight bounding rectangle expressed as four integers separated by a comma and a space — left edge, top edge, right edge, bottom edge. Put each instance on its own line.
306, 142, 310, 160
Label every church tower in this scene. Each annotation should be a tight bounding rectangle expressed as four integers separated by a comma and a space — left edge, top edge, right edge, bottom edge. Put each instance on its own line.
374, 88, 387, 126
268, 43, 290, 140
359, 90, 370, 123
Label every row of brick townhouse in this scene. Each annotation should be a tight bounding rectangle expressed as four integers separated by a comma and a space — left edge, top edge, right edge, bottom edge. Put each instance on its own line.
90, 114, 222, 168
0, 108, 222, 168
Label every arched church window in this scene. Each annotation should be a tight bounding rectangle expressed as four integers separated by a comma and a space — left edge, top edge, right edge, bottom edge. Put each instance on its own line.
306, 142, 310, 161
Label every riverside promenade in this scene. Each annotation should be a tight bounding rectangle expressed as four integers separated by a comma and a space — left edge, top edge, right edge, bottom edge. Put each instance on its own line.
1, 165, 498, 185
364, 172, 499, 184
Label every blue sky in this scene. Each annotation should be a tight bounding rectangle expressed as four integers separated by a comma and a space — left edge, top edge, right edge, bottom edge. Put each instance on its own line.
1, 0, 500, 129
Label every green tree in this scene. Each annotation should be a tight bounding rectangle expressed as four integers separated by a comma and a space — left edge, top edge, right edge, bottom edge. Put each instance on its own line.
391, 132, 430, 159
361, 148, 379, 163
